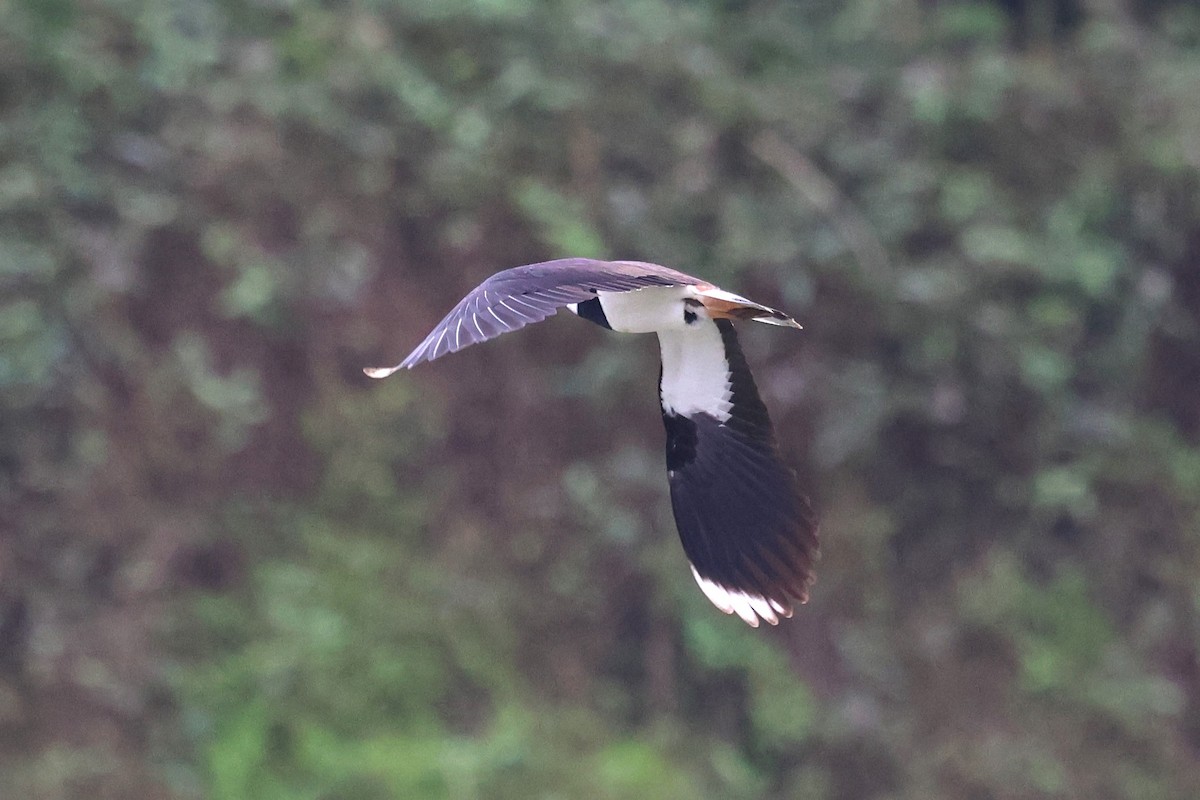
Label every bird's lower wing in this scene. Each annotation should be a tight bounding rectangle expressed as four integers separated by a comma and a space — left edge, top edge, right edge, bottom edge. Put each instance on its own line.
667, 413, 818, 625
661, 320, 819, 626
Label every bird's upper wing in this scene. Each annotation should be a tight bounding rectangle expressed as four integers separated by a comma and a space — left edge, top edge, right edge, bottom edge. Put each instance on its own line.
660, 320, 819, 626
365, 258, 702, 376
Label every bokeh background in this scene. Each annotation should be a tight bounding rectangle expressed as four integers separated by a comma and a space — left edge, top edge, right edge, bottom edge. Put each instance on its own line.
4, 1, 1200, 798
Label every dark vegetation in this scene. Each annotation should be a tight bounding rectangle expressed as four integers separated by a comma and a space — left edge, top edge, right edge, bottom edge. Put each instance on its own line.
2, 0, 1200, 797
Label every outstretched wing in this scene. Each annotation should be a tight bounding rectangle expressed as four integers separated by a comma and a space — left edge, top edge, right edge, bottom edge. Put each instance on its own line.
365, 258, 702, 377
660, 320, 819, 626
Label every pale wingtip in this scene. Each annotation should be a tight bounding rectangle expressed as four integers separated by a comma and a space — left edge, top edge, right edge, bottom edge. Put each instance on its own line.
690, 565, 784, 627
363, 365, 404, 379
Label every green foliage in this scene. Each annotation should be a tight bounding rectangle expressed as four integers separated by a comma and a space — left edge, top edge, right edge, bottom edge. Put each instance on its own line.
514, 181, 606, 258
4, 0, 1200, 799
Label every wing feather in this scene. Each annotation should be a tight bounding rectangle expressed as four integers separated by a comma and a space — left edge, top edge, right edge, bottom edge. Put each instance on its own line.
365, 258, 702, 376
662, 320, 819, 625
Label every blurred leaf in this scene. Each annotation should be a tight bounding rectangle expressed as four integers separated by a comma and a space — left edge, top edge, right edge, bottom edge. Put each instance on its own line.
514, 180, 605, 257
593, 740, 699, 799
961, 224, 1034, 266
5, 1, 1200, 799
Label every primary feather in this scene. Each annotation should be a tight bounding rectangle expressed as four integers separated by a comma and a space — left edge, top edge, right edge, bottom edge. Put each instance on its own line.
366, 258, 701, 376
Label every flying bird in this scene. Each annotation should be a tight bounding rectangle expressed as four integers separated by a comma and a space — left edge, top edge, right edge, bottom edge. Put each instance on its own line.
366, 258, 819, 626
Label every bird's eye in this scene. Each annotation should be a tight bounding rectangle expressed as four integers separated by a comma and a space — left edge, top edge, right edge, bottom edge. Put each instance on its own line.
683, 309, 698, 325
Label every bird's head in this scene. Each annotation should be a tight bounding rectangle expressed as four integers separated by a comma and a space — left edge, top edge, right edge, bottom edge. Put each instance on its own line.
691, 286, 803, 330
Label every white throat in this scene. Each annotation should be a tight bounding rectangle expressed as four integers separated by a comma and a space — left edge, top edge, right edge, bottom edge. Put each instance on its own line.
657, 323, 733, 421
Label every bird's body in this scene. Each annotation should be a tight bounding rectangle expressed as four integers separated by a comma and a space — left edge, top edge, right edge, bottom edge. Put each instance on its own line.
367, 258, 819, 626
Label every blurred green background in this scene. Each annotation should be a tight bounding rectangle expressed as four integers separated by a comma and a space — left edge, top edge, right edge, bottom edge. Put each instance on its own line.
3, 0, 1200, 798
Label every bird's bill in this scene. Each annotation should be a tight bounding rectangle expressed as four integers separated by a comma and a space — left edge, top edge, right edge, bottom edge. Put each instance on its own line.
750, 315, 803, 329
696, 289, 803, 329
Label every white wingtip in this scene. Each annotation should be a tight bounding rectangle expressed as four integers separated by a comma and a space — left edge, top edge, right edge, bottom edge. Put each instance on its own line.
690, 565, 781, 627
363, 365, 404, 379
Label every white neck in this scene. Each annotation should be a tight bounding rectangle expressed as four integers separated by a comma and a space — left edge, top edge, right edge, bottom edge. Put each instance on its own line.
597, 286, 693, 333
657, 323, 733, 421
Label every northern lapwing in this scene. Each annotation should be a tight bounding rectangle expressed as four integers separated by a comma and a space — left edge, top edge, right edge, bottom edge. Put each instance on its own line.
366, 258, 819, 626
